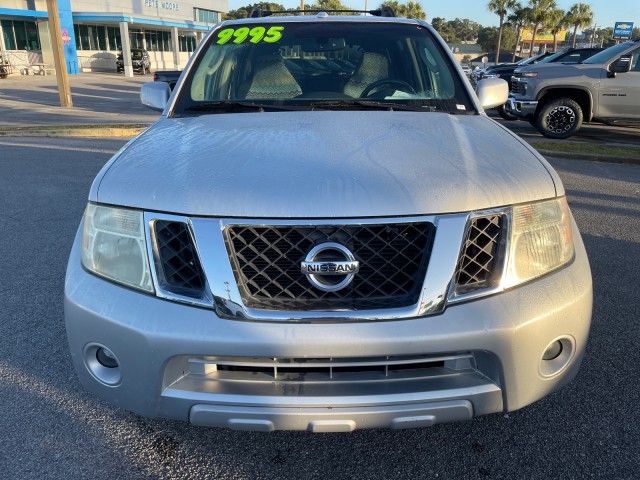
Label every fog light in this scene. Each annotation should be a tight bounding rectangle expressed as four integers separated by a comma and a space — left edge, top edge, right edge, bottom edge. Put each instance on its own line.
84, 343, 122, 386
96, 347, 119, 368
542, 340, 563, 360
540, 336, 575, 377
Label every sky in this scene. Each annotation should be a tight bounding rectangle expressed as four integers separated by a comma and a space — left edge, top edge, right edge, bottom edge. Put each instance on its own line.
226, 0, 640, 31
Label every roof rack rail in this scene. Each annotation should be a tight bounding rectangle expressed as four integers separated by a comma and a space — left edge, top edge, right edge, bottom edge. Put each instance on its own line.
247, 7, 396, 18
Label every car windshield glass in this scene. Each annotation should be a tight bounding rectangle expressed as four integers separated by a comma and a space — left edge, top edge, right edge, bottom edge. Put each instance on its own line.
582, 43, 632, 64
132, 50, 144, 59
538, 50, 568, 63
173, 21, 474, 115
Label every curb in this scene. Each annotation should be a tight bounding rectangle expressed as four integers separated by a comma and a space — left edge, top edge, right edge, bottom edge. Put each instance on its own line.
0, 124, 150, 138
534, 149, 640, 166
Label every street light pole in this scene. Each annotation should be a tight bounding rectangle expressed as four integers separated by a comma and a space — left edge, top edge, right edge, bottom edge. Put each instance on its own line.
45, 0, 73, 107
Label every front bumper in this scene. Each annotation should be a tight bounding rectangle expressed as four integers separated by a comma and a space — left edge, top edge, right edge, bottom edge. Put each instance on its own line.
506, 97, 538, 120
65, 219, 592, 431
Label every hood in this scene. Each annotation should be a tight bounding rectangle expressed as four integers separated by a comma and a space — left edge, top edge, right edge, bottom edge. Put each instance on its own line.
515, 62, 603, 77
95, 111, 557, 218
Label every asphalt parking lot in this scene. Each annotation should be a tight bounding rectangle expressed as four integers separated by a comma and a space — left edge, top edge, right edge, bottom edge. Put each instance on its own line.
0, 135, 639, 479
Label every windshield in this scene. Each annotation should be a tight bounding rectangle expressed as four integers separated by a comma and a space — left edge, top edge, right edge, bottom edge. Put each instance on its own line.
538, 50, 568, 64
132, 50, 144, 59
583, 43, 632, 64
173, 21, 474, 115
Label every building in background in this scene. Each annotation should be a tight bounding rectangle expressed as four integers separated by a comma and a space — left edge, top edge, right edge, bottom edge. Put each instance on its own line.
0, 0, 227, 76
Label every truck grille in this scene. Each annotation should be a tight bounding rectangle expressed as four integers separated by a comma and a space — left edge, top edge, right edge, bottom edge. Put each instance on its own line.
510, 77, 526, 95
454, 215, 504, 292
153, 221, 207, 299
225, 223, 436, 310
187, 353, 474, 383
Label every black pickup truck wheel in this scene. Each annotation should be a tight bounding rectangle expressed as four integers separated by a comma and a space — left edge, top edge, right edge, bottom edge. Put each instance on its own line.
536, 98, 583, 139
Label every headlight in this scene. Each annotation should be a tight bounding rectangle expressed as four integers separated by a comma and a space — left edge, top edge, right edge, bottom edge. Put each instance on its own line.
450, 197, 574, 302
503, 197, 574, 288
519, 71, 538, 78
81, 203, 154, 292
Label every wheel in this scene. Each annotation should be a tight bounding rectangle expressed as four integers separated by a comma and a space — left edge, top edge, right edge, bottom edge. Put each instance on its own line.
360, 79, 416, 98
536, 98, 583, 139
496, 103, 518, 121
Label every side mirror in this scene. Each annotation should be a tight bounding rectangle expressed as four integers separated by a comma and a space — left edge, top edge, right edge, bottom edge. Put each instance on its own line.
141, 81, 171, 112
610, 55, 632, 75
476, 77, 509, 110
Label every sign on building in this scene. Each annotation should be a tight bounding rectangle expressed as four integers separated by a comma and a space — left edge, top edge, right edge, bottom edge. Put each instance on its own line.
521, 29, 567, 44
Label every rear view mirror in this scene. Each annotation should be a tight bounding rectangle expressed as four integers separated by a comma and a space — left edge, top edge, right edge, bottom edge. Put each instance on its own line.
610, 55, 632, 74
141, 82, 171, 112
300, 37, 346, 52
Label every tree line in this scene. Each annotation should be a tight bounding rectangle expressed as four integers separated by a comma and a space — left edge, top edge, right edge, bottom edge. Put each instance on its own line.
483, 1, 638, 63
224, 1, 637, 64
224, 0, 426, 20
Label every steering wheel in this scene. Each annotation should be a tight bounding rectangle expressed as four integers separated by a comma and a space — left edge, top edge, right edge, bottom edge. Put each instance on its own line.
359, 79, 416, 98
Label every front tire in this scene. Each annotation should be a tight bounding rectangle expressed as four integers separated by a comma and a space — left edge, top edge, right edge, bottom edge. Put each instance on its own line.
536, 98, 583, 139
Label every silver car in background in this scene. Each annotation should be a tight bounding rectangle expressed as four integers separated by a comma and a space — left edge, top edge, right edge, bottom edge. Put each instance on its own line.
65, 10, 592, 432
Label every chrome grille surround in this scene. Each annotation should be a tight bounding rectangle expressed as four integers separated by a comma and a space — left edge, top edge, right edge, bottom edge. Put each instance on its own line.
449, 208, 510, 303
224, 222, 436, 311
142, 213, 480, 321
145, 213, 214, 308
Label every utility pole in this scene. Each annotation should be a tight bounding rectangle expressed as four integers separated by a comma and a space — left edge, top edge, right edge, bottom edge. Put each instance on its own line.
46, 0, 73, 107
590, 24, 599, 48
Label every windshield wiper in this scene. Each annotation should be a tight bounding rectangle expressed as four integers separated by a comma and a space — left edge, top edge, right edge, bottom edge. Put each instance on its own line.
307, 100, 435, 112
183, 101, 304, 114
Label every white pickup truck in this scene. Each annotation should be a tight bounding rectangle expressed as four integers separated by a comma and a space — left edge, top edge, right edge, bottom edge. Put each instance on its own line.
507, 40, 640, 138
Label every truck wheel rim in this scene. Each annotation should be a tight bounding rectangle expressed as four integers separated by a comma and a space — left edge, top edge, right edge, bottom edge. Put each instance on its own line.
547, 106, 576, 133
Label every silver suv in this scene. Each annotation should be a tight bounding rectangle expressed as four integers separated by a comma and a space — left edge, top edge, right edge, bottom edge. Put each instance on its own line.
65, 10, 592, 432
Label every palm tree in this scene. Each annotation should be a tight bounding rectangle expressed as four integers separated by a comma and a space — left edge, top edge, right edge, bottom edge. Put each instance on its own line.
508, 4, 532, 61
380, 1, 425, 19
402, 1, 426, 19
566, 3, 594, 47
488, 0, 518, 65
547, 7, 566, 52
527, 0, 557, 57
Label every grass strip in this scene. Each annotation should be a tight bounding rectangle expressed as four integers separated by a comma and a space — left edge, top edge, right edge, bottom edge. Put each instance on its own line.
531, 141, 640, 159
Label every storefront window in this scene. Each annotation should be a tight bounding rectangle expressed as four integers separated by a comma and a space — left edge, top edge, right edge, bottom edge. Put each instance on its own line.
1, 20, 15, 50
13, 22, 27, 50
161, 31, 171, 51
25, 22, 39, 50
97, 26, 107, 50
107, 27, 121, 51
179, 35, 196, 53
1, 20, 40, 50
129, 30, 143, 49
144, 31, 157, 51
193, 8, 220, 24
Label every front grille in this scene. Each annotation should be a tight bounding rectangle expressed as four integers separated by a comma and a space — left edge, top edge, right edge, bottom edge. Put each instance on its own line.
153, 221, 207, 299
187, 353, 474, 383
225, 223, 436, 310
510, 77, 525, 95
454, 215, 504, 293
